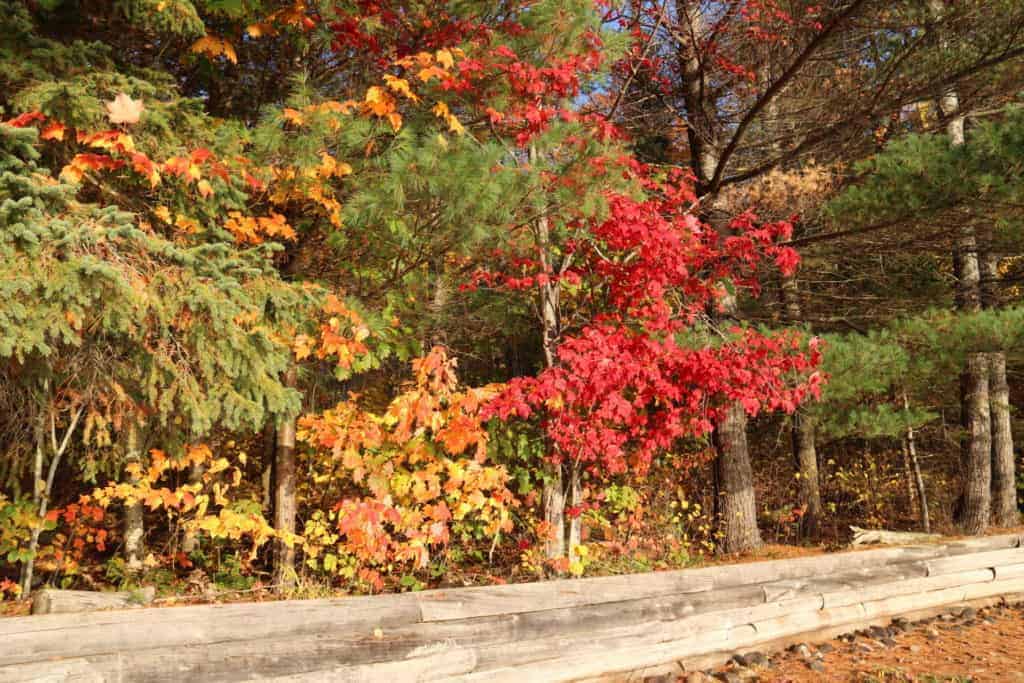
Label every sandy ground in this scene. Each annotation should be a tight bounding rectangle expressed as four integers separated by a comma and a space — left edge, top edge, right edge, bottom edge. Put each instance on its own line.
696, 602, 1024, 682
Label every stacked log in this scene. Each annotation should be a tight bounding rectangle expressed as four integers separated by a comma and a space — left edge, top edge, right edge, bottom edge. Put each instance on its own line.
2, 533, 1022, 682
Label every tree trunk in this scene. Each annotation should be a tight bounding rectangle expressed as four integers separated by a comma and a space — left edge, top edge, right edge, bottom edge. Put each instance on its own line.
988, 351, 1018, 526
780, 275, 822, 539
956, 352, 992, 534
180, 462, 205, 555
713, 402, 763, 554
20, 401, 84, 598
980, 253, 1017, 527
124, 421, 145, 578
567, 462, 582, 561
19, 411, 48, 599
929, 0, 991, 536
901, 390, 931, 533
791, 412, 822, 539
273, 366, 298, 591
531, 142, 568, 563
261, 420, 275, 518
542, 463, 565, 560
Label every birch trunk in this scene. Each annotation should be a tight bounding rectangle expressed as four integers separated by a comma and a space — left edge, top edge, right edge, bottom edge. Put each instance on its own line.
20, 402, 85, 597
903, 392, 930, 533
124, 421, 145, 577
273, 365, 299, 591
531, 144, 568, 563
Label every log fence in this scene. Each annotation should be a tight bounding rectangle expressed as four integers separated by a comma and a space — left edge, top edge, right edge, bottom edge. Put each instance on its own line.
3, 533, 1023, 681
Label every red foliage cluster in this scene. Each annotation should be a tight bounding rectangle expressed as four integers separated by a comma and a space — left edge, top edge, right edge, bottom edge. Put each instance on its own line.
484, 167, 822, 476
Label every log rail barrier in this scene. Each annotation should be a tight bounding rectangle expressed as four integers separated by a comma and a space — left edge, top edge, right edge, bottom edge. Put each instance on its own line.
3, 533, 1024, 681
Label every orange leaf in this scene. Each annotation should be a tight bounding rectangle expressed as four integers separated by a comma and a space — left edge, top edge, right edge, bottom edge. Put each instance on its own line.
190, 35, 238, 64
40, 121, 66, 141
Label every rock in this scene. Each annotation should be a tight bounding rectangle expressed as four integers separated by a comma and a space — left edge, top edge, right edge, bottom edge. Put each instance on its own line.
926, 627, 940, 640
909, 645, 922, 654
715, 672, 742, 683
869, 625, 890, 639
794, 644, 813, 660
817, 643, 834, 654
960, 607, 977, 619
881, 637, 898, 648
741, 652, 768, 668
685, 674, 714, 683
855, 642, 874, 654
644, 676, 675, 683
807, 660, 826, 673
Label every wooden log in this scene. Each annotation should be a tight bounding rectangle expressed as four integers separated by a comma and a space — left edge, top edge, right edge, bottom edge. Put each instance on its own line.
0, 596, 423, 667
31, 587, 156, 615
0, 656, 115, 683
822, 568, 994, 608
993, 563, 1024, 580
762, 563, 927, 602
850, 526, 942, 546
269, 645, 478, 682
451, 625, 756, 683
415, 571, 714, 622
418, 533, 1019, 621
962, 576, 1024, 601
924, 547, 1024, 576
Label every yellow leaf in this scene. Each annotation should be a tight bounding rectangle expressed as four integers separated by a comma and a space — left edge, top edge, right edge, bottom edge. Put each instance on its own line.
197, 179, 214, 198
383, 75, 419, 102
447, 115, 465, 135
435, 48, 455, 70
60, 163, 84, 184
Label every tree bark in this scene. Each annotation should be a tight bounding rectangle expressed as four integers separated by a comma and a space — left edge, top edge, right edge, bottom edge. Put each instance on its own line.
567, 462, 582, 561
273, 365, 298, 591
542, 463, 565, 560
124, 421, 145, 578
987, 351, 1018, 526
780, 275, 822, 539
956, 352, 992, 534
713, 402, 763, 554
980, 253, 1017, 527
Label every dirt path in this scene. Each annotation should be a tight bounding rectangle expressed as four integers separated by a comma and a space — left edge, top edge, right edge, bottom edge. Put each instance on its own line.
684, 601, 1024, 682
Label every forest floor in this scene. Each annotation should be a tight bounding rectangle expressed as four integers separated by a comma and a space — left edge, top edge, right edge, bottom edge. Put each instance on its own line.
695, 601, 1024, 682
